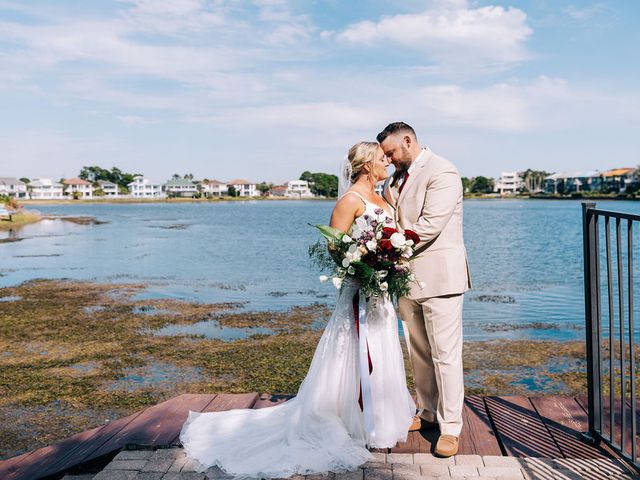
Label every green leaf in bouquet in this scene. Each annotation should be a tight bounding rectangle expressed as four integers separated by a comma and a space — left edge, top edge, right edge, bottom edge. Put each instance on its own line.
352, 261, 375, 284
311, 224, 347, 243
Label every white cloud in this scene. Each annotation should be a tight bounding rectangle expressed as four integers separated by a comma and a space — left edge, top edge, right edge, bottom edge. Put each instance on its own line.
118, 0, 226, 33
564, 3, 606, 21
335, 2, 532, 68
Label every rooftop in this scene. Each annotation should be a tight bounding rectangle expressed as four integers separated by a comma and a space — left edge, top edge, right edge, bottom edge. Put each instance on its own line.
63, 177, 91, 186
165, 178, 196, 187
0, 177, 25, 186
227, 179, 254, 185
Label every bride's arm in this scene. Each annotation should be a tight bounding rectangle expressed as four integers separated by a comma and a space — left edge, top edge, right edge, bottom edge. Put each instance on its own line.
329, 195, 364, 233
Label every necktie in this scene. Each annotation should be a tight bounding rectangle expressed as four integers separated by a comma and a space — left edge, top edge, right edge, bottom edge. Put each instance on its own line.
398, 171, 410, 194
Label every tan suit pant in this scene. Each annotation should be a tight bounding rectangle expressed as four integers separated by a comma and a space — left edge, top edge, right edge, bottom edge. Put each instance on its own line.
399, 294, 464, 436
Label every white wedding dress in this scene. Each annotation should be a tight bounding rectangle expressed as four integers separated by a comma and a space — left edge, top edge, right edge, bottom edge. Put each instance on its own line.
180, 193, 415, 478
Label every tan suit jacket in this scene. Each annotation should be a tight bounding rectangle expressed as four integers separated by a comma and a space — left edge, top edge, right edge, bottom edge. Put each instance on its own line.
384, 147, 471, 299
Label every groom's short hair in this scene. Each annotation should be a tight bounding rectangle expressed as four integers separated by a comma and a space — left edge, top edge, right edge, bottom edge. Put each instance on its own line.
376, 122, 417, 143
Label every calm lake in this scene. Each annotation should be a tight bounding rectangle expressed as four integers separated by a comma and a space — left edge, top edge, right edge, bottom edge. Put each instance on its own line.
2, 198, 639, 341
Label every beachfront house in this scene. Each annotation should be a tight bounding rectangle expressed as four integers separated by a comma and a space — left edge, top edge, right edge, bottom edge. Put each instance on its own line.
62, 177, 94, 199
285, 180, 314, 198
127, 176, 165, 198
270, 185, 288, 197
97, 180, 119, 197
228, 179, 260, 197
28, 178, 64, 199
164, 178, 198, 198
494, 171, 523, 195
543, 171, 601, 194
601, 167, 637, 193
201, 179, 228, 197
0, 177, 28, 198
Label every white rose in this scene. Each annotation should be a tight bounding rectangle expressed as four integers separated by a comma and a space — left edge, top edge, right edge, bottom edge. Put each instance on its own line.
380, 282, 388, 291
348, 244, 358, 254
351, 249, 362, 262
332, 277, 343, 289
390, 232, 406, 248
342, 257, 350, 268
342, 234, 352, 243
347, 266, 355, 275
402, 246, 413, 258
406, 239, 414, 247
319, 275, 329, 283
366, 240, 377, 251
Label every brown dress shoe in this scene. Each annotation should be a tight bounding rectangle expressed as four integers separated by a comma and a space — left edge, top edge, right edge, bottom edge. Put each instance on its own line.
409, 416, 439, 432
408, 415, 422, 432
434, 434, 459, 457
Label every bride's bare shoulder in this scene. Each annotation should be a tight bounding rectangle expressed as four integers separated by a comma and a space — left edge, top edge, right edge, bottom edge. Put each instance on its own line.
330, 192, 365, 231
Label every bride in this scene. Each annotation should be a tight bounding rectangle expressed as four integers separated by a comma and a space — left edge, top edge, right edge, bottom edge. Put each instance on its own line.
180, 142, 415, 478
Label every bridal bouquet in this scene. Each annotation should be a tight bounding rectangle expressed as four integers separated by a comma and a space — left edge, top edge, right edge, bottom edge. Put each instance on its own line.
309, 208, 419, 301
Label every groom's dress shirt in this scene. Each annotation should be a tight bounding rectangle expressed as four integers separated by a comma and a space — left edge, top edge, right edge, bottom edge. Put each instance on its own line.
407, 148, 427, 175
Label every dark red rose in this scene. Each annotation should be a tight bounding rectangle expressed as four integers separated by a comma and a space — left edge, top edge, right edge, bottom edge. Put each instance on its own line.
378, 239, 394, 253
363, 252, 377, 266
404, 229, 420, 244
381, 227, 397, 239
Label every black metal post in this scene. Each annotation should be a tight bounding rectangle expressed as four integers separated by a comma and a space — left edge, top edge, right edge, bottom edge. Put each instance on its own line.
582, 202, 601, 440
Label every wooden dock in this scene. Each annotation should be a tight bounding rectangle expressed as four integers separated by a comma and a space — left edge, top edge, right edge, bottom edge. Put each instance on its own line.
0, 394, 628, 480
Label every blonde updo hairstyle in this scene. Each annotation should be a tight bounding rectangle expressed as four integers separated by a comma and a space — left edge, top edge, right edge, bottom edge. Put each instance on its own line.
347, 141, 379, 183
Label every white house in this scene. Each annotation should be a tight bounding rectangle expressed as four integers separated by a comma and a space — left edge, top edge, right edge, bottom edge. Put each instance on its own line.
228, 179, 260, 197
285, 180, 314, 198
494, 172, 523, 195
97, 180, 119, 197
201, 179, 228, 197
164, 178, 198, 198
28, 178, 64, 199
0, 177, 28, 198
63, 177, 94, 198
127, 176, 165, 198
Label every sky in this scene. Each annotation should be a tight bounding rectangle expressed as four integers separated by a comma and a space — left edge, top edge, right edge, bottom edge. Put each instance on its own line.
0, 0, 638, 183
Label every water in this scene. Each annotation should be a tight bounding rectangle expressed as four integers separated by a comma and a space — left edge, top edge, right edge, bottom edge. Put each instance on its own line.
2, 198, 639, 341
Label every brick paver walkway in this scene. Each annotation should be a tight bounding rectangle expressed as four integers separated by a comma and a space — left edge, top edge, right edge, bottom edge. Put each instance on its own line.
61, 448, 639, 480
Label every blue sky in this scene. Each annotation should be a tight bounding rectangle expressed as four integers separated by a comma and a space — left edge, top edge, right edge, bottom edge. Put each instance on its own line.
0, 0, 638, 182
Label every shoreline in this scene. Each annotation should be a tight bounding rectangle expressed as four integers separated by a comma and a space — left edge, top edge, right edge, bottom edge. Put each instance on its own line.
3, 278, 634, 460
0, 211, 41, 231
19, 196, 334, 206
16, 193, 640, 206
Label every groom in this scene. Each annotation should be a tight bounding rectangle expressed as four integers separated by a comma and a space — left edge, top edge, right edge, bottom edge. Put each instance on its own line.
379, 122, 471, 457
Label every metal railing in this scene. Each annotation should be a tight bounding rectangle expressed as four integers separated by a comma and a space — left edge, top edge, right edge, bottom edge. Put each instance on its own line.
583, 202, 639, 470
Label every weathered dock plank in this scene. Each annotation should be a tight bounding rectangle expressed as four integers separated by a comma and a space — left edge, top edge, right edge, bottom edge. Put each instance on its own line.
485, 396, 563, 458
463, 395, 502, 456
530, 396, 611, 459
